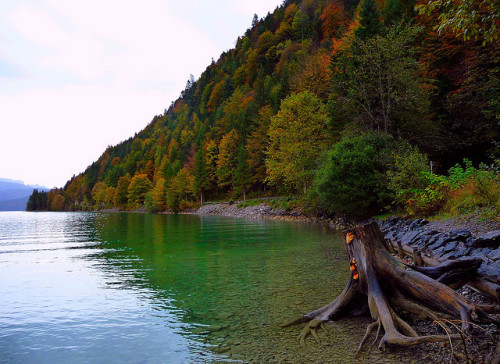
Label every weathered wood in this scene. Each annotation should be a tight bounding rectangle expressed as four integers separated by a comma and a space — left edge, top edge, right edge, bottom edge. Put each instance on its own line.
386, 238, 500, 302
468, 277, 500, 303
412, 247, 424, 267
397, 241, 405, 259
492, 340, 500, 364
285, 222, 499, 353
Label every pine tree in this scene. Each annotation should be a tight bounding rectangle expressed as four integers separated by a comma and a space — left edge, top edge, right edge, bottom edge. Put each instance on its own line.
234, 145, 252, 202
354, 0, 382, 41
193, 147, 209, 205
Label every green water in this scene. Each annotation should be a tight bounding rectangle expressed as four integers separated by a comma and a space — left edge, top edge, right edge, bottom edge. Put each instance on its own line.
0, 212, 423, 363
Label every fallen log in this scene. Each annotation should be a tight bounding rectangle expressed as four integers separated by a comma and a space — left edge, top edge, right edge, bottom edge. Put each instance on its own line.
284, 222, 499, 353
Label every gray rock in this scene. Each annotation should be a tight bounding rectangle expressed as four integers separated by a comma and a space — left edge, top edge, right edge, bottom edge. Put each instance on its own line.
474, 230, 500, 248
487, 247, 500, 261
428, 234, 450, 250
442, 240, 458, 253
400, 230, 423, 246
449, 229, 471, 242
440, 251, 459, 260
477, 260, 500, 284
469, 247, 492, 260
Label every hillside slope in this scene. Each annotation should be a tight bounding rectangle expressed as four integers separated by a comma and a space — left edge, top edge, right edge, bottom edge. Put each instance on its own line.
36, 0, 499, 217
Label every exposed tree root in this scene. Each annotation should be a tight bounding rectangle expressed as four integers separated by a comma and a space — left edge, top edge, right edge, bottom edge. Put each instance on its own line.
284, 222, 500, 356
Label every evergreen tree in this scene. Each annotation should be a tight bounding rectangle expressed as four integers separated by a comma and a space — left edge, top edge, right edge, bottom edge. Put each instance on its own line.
26, 189, 48, 211
234, 145, 252, 202
354, 0, 382, 41
383, 0, 416, 25
193, 147, 209, 205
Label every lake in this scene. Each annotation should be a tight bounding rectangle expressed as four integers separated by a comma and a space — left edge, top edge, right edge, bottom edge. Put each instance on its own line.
0, 212, 420, 363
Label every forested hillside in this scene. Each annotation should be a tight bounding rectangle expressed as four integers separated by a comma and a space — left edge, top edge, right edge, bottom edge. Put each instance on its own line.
34, 0, 500, 219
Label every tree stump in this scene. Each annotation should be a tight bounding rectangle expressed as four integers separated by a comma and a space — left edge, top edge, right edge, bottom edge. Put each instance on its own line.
284, 222, 498, 352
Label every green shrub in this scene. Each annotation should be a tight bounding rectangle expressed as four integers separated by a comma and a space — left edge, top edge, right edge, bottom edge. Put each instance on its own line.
314, 133, 395, 219
403, 159, 500, 217
404, 172, 450, 216
385, 142, 429, 207
237, 199, 262, 208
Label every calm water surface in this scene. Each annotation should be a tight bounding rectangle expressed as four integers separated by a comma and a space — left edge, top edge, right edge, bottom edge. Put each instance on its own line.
0, 212, 421, 363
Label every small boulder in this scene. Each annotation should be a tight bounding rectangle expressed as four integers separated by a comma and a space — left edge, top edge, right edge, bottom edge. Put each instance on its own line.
449, 229, 471, 242
487, 247, 500, 262
473, 230, 500, 248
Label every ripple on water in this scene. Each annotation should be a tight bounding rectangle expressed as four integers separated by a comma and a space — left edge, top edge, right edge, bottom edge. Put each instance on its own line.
0, 212, 427, 363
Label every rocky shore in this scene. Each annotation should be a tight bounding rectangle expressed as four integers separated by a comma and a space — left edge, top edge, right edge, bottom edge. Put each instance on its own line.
194, 203, 500, 362
194, 202, 346, 228
378, 216, 500, 285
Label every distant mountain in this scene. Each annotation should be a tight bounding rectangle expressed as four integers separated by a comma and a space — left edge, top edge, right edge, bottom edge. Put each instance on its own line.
0, 179, 48, 211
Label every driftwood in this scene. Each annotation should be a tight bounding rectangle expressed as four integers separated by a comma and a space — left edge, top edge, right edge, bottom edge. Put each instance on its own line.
387, 235, 500, 302
284, 222, 499, 353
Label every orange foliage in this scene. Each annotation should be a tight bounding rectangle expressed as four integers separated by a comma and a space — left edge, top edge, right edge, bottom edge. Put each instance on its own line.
331, 15, 360, 55
207, 80, 225, 112
290, 51, 331, 101
284, 4, 298, 22
173, 99, 185, 114
144, 160, 154, 181
111, 157, 120, 166
320, 1, 345, 40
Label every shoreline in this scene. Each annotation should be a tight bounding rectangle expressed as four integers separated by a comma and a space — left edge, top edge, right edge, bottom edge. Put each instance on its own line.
191, 202, 500, 363
189, 202, 347, 229
192, 202, 500, 284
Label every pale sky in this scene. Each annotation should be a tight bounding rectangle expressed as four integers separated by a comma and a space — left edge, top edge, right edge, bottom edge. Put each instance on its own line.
0, 0, 283, 188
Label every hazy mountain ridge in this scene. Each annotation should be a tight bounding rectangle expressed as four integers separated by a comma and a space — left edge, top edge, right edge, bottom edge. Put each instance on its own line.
0, 179, 49, 211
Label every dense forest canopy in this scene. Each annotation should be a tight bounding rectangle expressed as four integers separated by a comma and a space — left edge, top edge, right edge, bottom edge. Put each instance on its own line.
32, 0, 500, 219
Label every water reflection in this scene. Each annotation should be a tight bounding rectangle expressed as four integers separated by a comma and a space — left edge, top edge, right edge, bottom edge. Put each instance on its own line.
1, 212, 426, 363
0, 212, 220, 364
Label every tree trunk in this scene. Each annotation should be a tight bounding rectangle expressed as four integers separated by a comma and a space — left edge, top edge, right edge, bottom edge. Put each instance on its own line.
284, 222, 499, 352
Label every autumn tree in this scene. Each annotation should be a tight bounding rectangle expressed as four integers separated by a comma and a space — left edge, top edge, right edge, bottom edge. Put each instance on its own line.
216, 129, 240, 190
330, 25, 431, 141
290, 51, 331, 101
246, 106, 273, 188
320, 0, 345, 41
416, 0, 500, 44
166, 168, 194, 213
266, 91, 329, 194
113, 174, 131, 210
234, 145, 252, 202
104, 186, 116, 208
48, 189, 64, 211
144, 160, 154, 181
204, 139, 219, 191
127, 174, 153, 210
91, 181, 108, 209
146, 178, 166, 212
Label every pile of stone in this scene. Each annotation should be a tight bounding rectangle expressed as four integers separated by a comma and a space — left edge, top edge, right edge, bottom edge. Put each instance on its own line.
378, 217, 500, 285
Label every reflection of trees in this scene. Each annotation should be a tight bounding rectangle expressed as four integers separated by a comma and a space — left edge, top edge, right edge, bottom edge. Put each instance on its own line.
89, 213, 346, 354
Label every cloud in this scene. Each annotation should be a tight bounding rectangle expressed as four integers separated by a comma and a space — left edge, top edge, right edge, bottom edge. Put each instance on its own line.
0, 85, 174, 187
234, 0, 282, 18
0, 0, 283, 187
7, 1, 219, 86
